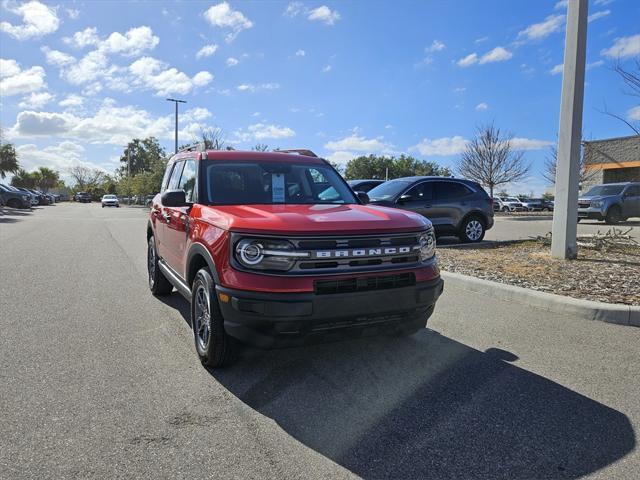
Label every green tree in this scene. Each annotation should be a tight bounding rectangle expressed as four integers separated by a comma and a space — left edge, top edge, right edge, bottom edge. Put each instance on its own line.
35, 167, 60, 192
0, 134, 19, 179
10, 169, 37, 188
119, 137, 166, 176
344, 154, 450, 180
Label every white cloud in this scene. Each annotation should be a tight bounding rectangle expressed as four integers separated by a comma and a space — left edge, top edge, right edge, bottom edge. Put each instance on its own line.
64, 50, 112, 85
9, 99, 173, 145
453, 87, 467, 94
410, 136, 467, 156
284, 1, 304, 17
426, 40, 446, 53
322, 64, 332, 73
475, 36, 489, 43
236, 83, 280, 92
457, 53, 478, 67
518, 14, 565, 41
66, 8, 80, 19
248, 123, 295, 139
295, 49, 306, 57
554, 0, 568, 9
550, 63, 563, 75
475, 102, 489, 111
627, 106, 640, 121
325, 134, 390, 152
63, 27, 99, 48
183, 107, 212, 122
308, 5, 340, 25
226, 57, 239, 67
0, 60, 46, 96
594, 0, 614, 5
587, 60, 604, 70
129, 57, 213, 95
58, 94, 84, 108
18, 91, 54, 109
196, 44, 218, 59
510, 138, 553, 150
588, 10, 610, 22
15, 141, 90, 173
479, 46, 512, 64
325, 151, 354, 165
41, 46, 76, 67
601, 35, 640, 59
100, 26, 159, 57
62, 25, 159, 56
203, 2, 253, 42
0, 0, 59, 40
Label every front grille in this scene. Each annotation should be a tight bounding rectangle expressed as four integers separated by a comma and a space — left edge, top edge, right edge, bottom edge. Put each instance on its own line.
314, 272, 416, 295
578, 202, 590, 208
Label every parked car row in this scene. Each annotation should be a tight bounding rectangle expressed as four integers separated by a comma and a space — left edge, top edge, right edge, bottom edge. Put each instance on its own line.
0, 183, 60, 208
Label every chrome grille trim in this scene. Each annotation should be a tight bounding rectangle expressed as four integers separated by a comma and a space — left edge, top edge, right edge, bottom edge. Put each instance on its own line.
230, 230, 432, 275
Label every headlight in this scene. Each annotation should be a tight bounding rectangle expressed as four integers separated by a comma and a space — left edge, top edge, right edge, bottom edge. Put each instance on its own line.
234, 238, 308, 271
591, 201, 602, 208
418, 230, 436, 261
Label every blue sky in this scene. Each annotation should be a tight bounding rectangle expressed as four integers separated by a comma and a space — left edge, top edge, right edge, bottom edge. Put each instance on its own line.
1, 0, 639, 194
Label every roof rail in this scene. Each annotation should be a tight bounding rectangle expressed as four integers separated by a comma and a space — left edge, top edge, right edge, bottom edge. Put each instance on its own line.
177, 142, 206, 154
276, 149, 318, 158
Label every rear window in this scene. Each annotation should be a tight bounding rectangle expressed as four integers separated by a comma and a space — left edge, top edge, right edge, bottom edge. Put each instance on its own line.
436, 182, 474, 200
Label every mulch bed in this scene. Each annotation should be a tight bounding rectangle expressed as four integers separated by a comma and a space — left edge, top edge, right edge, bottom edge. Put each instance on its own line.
437, 241, 640, 306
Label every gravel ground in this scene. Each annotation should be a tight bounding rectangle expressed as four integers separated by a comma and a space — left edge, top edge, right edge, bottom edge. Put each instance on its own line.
438, 241, 640, 306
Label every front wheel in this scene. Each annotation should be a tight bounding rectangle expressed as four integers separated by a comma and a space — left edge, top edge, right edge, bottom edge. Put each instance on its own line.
605, 206, 622, 225
459, 216, 486, 243
191, 268, 238, 368
147, 236, 173, 295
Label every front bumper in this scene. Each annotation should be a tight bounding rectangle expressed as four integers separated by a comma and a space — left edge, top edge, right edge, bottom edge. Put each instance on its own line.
578, 206, 605, 220
216, 277, 444, 349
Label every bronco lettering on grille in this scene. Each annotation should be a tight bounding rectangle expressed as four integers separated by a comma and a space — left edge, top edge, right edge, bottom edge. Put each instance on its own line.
314, 246, 413, 258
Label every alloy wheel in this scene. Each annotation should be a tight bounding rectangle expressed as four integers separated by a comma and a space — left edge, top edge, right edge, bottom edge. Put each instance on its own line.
466, 220, 484, 241
193, 285, 211, 351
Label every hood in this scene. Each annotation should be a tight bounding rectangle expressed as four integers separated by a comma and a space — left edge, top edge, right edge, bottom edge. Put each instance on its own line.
195, 203, 431, 235
578, 195, 610, 202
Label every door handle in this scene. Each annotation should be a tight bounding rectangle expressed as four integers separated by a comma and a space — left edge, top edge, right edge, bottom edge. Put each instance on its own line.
163, 212, 171, 223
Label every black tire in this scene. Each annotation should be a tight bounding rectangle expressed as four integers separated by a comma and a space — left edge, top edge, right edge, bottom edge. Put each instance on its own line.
101, 204, 104, 208
191, 268, 238, 368
459, 215, 486, 243
147, 236, 173, 295
501, 206, 510, 212
605, 205, 622, 225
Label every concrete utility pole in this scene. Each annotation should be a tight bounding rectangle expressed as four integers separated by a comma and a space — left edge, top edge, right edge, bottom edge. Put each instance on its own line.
166, 98, 186, 154
551, 0, 588, 260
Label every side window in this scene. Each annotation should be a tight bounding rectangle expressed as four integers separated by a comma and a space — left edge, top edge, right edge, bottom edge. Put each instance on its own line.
624, 185, 640, 196
178, 160, 197, 202
436, 181, 473, 200
161, 163, 174, 192
167, 161, 184, 191
404, 182, 433, 201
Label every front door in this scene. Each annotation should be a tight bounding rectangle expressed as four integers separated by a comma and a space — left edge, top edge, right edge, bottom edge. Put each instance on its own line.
396, 182, 435, 222
621, 185, 640, 218
163, 159, 198, 277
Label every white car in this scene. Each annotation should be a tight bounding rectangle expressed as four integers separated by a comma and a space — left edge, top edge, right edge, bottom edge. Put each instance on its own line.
493, 196, 525, 212
101, 194, 120, 208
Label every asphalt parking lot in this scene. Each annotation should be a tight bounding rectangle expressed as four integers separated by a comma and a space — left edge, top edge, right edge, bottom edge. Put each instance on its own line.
1, 203, 639, 479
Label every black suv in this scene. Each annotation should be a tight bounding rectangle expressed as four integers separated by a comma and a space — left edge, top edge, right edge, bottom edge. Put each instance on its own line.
367, 176, 494, 242
75, 192, 91, 203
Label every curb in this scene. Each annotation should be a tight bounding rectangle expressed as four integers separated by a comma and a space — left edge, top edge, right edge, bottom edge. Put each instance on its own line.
441, 271, 640, 327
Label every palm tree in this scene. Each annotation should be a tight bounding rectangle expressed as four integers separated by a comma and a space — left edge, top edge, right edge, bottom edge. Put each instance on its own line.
0, 139, 19, 179
36, 167, 60, 192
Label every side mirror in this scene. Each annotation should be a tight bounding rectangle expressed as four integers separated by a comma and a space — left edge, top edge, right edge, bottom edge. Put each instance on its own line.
161, 189, 188, 207
398, 194, 412, 204
355, 191, 370, 204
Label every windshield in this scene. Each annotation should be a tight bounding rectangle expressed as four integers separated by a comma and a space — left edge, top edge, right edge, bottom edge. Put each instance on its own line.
584, 185, 625, 196
367, 180, 412, 201
103, 195, 116, 199
203, 161, 357, 205
506, 197, 520, 202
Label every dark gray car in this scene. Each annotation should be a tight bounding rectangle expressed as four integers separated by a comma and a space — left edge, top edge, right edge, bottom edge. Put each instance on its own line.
367, 176, 494, 242
578, 182, 640, 224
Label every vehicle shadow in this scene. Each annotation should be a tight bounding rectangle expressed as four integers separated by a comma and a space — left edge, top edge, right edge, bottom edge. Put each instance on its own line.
204, 330, 634, 479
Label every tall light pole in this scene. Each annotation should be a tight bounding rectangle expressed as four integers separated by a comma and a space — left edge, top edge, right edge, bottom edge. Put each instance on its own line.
166, 98, 186, 154
551, 0, 588, 259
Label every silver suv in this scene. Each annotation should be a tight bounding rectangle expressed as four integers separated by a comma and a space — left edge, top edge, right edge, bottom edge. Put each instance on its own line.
367, 176, 494, 242
578, 182, 640, 224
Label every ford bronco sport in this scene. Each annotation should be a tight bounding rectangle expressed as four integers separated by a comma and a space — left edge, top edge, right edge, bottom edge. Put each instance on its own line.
147, 148, 443, 367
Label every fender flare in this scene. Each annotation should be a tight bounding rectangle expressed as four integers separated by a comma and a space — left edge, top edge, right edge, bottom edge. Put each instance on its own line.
186, 242, 221, 285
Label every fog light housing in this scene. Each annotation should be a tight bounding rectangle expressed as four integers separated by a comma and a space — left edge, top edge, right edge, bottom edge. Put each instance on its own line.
418, 230, 436, 261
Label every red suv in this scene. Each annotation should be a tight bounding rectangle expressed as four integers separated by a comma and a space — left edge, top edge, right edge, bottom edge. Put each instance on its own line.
147, 149, 443, 367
